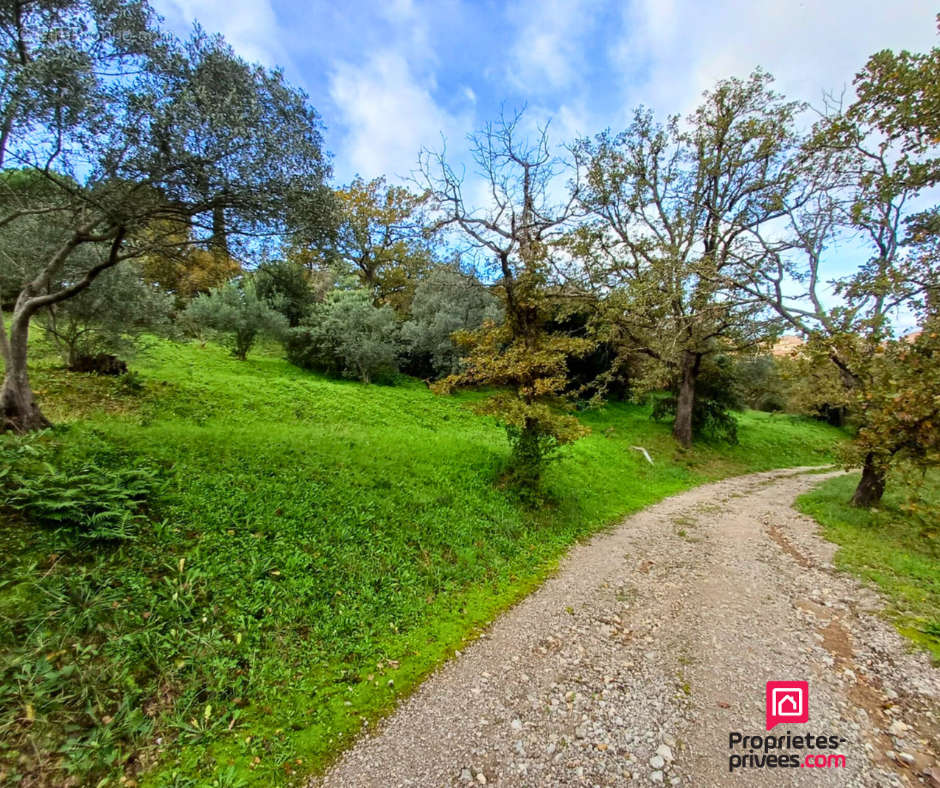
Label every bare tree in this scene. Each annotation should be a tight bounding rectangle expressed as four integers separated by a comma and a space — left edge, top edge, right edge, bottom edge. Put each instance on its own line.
418, 111, 592, 487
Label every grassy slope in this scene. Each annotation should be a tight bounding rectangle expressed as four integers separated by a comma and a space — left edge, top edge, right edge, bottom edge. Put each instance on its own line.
1, 338, 844, 787
796, 474, 940, 662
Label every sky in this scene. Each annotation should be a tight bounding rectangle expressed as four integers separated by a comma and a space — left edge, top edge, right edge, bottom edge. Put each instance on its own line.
153, 0, 938, 186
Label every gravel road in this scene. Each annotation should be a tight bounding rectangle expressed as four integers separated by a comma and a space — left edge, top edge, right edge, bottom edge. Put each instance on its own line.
314, 468, 940, 787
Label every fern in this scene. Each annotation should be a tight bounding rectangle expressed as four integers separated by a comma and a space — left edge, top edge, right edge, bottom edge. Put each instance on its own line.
0, 433, 161, 540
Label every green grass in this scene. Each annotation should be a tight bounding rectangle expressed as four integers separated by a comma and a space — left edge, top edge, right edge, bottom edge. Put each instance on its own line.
796, 473, 940, 662
1, 337, 845, 787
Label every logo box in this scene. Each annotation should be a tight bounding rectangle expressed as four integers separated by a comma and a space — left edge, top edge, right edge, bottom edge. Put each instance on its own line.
766, 681, 809, 730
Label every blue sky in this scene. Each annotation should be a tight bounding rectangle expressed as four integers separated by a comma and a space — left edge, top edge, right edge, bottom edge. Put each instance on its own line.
154, 0, 937, 185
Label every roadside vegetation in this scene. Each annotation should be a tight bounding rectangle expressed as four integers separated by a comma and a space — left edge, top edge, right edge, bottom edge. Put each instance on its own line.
0, 337, 843, 786
797, 473, 940, 663
0, 1, 936, 786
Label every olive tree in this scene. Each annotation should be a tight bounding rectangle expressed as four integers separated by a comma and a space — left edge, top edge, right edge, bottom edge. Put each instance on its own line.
400, 265, 501, 378
0, 1, 330, 431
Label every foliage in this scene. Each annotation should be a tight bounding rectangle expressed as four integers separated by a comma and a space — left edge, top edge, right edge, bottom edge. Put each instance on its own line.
575, 71, 797, 446
650, 354, 741, 444
37, 264, 174, 368
731, 354, 789, 413
182, 282, 288, 360
436, 319, 594, 487
420, 111, 594, 487
0, 2, 330, 431
252, 258, 322, 327
304, 176, 435, 312
286, 288, 400, 382
0, 432, 160, 540
797, 472, 939, 661
400, 266, 501, 378
141, 229, 243, 307
0, 336, 844, 787
844, 316, 940, 485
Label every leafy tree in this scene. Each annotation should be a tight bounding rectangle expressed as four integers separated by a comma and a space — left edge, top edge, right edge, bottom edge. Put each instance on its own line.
139, 220, 242, 306
650, 352, 741, 443
733, 45, 939, 506
320, 176, 435, 311
575, 72, 801, 447
400, 265, 501, 378
253, 257, 321, 327
183, 281, 288, 360
0, 3, 330, 432
420, 112, 593, 488
286, 288, 400, 382
731, 354, 789, 413
39, 264, 173, 368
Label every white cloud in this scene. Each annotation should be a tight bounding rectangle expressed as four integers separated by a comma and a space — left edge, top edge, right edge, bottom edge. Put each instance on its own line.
506, 0, 597, 93
613, 0, 938, 121
154, 0, 283, 67
328, 51, 472, 183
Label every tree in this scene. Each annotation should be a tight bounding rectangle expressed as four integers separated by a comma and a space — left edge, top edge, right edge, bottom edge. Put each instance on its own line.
325, 176, 435, 312
253, 257, 322, 327
419, 112, 593, 488
182, 281, 288, 360
400, 265, 501, 378
139, 220, 242, 306
0, 2, 330, 432
286, 287, 400, 382
732, 45, 940, 506
575, 72, 802, 447
39, 263, 173, 368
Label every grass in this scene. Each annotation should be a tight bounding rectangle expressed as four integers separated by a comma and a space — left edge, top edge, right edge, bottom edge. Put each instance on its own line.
796, 473, 940, 662
1, 336, 846, 787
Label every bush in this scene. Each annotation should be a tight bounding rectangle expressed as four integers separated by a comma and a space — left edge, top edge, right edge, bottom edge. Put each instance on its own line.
252, 258, 322, 326
0, 434, 161, 541
182, 281, 289, 359
38, 264, 173, 368
400, 267, 501, 378
286, 288, 400, 382
731, 354, 788, 412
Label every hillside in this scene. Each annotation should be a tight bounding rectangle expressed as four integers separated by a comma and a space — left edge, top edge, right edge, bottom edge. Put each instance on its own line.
0, 339, 844, 786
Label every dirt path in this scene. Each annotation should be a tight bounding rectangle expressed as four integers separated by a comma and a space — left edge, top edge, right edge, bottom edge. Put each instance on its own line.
315, 468, 940, 787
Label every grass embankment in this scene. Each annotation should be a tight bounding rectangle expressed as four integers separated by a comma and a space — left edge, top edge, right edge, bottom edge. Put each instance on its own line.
797, 475, 940, 662
1, 338, 844, 787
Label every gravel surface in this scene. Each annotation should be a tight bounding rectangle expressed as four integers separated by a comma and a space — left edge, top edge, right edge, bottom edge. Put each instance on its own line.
314, 468, 940, 787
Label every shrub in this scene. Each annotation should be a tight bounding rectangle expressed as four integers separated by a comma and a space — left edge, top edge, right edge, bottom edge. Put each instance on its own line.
0, 434, 161, 541
38, 264, 173, 369
400, 267, 501, 378
731, 354, 788, 412
182, 281, 288, 360
252, 258, 321, 326
286, 288, 400, 382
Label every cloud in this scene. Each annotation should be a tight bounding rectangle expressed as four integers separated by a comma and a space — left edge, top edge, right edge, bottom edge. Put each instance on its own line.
154, 0, 283, 67
505, 0, 597, 93
328, 51, 473, 183
612, 0, 938, 120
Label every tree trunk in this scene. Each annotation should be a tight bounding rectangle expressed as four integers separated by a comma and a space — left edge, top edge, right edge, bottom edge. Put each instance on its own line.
673, 350, 699, 448
850, 452, 886, 508
1, 313, 49, 432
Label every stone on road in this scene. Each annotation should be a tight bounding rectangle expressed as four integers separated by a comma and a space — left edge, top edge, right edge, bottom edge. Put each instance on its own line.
314, 468, 940, 787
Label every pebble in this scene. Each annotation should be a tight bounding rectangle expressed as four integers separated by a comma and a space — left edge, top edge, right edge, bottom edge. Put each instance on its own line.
656, 743, 674, 762
651, 770, 664, 783
650, 754, 666, 769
